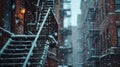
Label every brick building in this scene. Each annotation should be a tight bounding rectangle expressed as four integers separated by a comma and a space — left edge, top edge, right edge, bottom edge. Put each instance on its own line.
99, 0, 120, 67
0, 0, 62, 67
58, 0, 72, 67
80, 0, 120, 67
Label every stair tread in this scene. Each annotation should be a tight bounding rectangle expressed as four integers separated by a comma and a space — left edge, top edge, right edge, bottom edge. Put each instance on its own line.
10, 42, 32, 44
6, 45, 31, 48
11, 35, 35, 42
4, 48, 30, 51
0, 58, 25, 63
3, 49, 30, 53
27, 23, 36, 25
9, 44, 31, 46
0, 57, 26, 59
7, 45, 31, 49
2, 53, 28, 55
11, 40, 32, 42
0, 63, 23, 64
0, 63, 42, 65
12, 35, 36, 38
1, 53, 27, 57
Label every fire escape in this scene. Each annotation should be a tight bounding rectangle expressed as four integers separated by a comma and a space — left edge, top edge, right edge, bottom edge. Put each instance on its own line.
85, 7, 100, 67
0, 0, 58, 67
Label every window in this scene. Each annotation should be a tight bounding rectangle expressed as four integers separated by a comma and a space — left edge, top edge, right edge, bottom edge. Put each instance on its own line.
117, 27, 120, 47
115, 0, 120, 12
64, 9, 71, 17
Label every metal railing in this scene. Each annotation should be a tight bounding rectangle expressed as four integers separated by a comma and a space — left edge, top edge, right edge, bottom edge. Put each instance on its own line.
101, 47, 120, 57
0, 38, 12, 54
23, 7, 51, 67
0, 27, 14, 36
42, 43, 50, 67
0, 27, 14, 54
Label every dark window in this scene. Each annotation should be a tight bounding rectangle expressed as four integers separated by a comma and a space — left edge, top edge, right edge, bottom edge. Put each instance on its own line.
117, 27, 120, 47
115, 0, 120, 12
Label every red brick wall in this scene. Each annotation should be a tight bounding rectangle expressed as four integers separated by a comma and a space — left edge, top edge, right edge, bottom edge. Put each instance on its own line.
108, 15, 117, 47
100, 16, 117, 48
99, 0, 119, 53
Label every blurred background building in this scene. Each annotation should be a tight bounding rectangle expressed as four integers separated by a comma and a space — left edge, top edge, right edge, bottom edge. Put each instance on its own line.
79, 0, 120, 67
58, 0, 73, 67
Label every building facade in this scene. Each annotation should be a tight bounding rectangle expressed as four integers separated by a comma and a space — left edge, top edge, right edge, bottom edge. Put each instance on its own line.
58, 0, 73, 67
0, 0, 62, 67
99, 0, 120, 67
80, 0, 120, 67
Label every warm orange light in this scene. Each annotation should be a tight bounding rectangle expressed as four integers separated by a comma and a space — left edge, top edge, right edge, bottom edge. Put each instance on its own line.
20, 8, 26, 14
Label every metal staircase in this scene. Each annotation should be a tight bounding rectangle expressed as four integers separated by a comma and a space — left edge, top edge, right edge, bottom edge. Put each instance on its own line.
0, 35, 49, 67
0, 0, 58, 67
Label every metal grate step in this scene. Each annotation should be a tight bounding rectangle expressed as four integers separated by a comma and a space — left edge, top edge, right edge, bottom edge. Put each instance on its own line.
7, 44, 31, 49
0, 63, 23, 67
1, 53, 27, 58
4, 48, 30, 53
0, 57, 25, 63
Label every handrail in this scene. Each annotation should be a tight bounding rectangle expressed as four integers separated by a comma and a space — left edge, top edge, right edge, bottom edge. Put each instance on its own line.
42, 44, 49, 67
37, 0, 41, 6
0, 38, 12, 54
34, 7, 51, 46
23, 7, 51, 67
51, 10, 59, 25
0, 27, 14, 36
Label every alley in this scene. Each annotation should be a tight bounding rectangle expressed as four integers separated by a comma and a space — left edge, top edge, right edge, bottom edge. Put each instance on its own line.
0, 0, 120, 67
